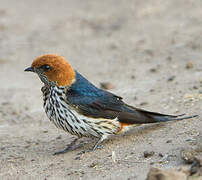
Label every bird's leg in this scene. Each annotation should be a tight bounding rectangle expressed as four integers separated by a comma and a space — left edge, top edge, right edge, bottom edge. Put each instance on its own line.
77, 135, 109, 155
89, 135, 109, 152
91, 137, 106, 151
53, 137, 79, 155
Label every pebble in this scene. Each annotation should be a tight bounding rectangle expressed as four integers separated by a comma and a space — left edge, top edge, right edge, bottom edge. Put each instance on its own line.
190, 158, 202, 176
143, 150, 155, 158
56, 135, 62, 139
139, 102, 148, 106
146, 167, 187, 180
150, 89, 155, 92
186, 62, 193, 69
166, 56, 172, 61
144, 49, 154, 56
131, 75, 135, 79
149, 68, 157, 73
166, 140, 172, 143
88, 161, 98, 168
74, 156, 81, 160
192, 86, 198, 90
158, 153, 164, 157
167, 75, 176, 82
180, 148, 197, 164
110, 44, 118, 50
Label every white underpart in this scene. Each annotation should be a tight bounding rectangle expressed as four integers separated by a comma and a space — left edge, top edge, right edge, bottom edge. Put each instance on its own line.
43, 86, 120, 139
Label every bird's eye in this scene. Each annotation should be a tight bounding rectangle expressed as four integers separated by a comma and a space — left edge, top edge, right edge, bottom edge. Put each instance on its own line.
42, 64, 51, 71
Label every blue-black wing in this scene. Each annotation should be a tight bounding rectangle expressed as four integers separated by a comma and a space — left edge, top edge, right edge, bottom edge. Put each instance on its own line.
65, 72, 197, 124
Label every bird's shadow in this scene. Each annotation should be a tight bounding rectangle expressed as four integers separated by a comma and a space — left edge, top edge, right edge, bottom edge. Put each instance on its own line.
55, 122, 169, 155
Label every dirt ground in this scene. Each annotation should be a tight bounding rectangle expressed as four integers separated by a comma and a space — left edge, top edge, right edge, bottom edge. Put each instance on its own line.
0, 0, 201, 179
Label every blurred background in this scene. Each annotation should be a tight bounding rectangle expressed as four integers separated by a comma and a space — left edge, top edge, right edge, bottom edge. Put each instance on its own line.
0, 0, 201, 179
1, 0, 201, 88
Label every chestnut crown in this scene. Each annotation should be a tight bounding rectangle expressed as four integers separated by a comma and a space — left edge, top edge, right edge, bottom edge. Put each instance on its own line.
25, 54, 75, 86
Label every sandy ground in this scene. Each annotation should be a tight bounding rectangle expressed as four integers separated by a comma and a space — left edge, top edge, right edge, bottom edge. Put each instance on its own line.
0, 0, 201, 179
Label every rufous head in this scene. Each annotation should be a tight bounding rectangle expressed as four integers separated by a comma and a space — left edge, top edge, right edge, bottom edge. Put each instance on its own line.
25, 54, 75, 86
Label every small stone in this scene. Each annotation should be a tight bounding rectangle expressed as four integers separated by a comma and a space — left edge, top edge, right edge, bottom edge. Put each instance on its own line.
144, 150, 155, 158
180, 148, 197, 164
150, 89, 155, 92
191, 43, 199, 50
186, 62, 193, 69
26, 141, 31, 144
56, 135, 62, 139
150, 68, 157, 73
88, 162, 97, 168
167, 75, 176, 82
190, 157, 202, 176
80, 170, 85, 175
185, 138, 194, 142
166, 56, 172, 61
131, 75, 135, 79
190, 160, 200, 175
146, 167, 187, 180
159, 154, 169, 163
193, 86, 198, 90
74, 156, 81, 160
110, 44, 118, 50
166, 140, 172, 143
144, 49, 154, 56
139, 102, 148, 106
158, 153, 164, 157
100, 82, 115, 90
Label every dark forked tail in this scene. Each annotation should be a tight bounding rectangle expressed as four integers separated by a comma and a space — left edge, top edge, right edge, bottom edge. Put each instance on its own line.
118, 105, 198, 124
145, 112, 198, 123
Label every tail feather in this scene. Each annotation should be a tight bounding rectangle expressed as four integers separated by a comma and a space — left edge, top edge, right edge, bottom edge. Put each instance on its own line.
150, 113, 198, 122
118, 105, 198, 124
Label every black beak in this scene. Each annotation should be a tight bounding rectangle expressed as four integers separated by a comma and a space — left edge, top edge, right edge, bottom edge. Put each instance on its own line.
24, 67, 34, 72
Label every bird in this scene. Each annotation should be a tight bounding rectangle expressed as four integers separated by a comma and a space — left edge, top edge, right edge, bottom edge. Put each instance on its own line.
25, 54, 197, 155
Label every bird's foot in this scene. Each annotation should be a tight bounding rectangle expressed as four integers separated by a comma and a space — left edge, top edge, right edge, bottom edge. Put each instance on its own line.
77, 144, 104, 155
92, 144, 104, 151
91, 138, 105, 151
